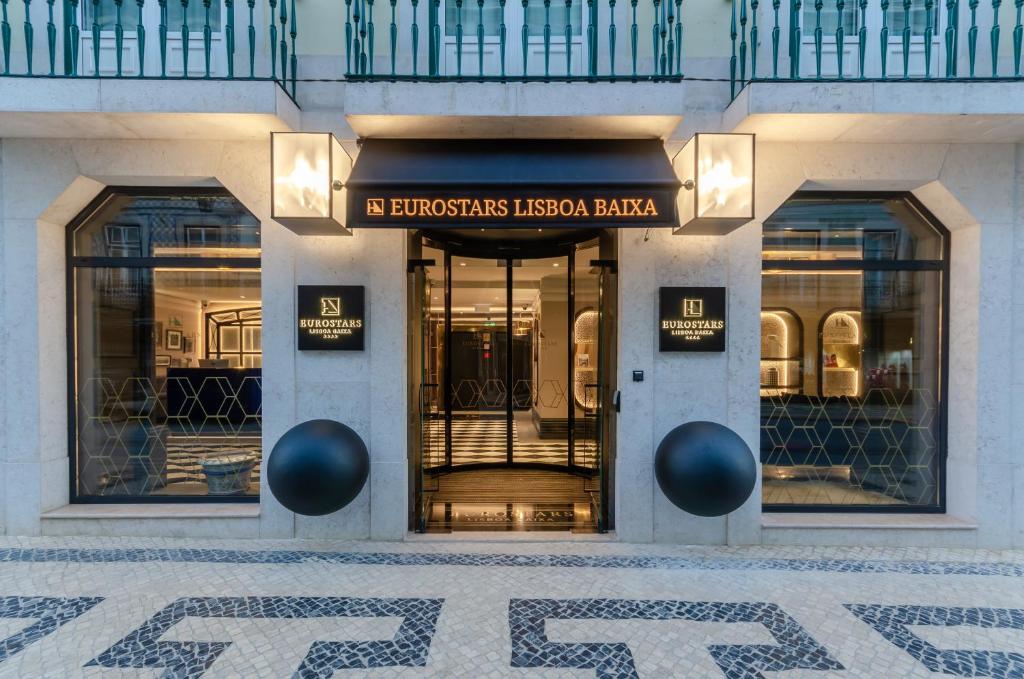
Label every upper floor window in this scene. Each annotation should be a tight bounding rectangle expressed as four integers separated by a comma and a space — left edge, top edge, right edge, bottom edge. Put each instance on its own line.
802, 0, 939, 38
84, 0, 222, 32
760, 194, 947, 511
70, 189, 261, 502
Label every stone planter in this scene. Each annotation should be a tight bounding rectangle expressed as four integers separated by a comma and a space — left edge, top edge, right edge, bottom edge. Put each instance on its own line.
199, 453, 257, 496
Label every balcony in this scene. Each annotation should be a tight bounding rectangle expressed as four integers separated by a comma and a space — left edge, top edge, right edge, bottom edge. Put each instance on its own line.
728, 0, 1024, 98
0, 0, 299, 92
0, 0, 1019, 97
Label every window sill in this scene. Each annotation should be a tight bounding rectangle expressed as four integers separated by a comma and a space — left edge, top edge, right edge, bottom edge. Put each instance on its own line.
42, 504, 260, 520
762, 513, 977, 530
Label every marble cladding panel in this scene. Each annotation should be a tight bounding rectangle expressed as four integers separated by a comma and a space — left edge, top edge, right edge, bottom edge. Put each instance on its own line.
794, 143, 947, 187
975, 463, 1015, 549
629, 226, 755, 543
294, 495, 370, 540
725, 222, 764, 545
258, 217, 300, 539
615, 230, 657, 542
35, 217, 67, 472
653, 490, 729, 545
290, 227, 407, 538
2, 219, 42, 466
974, 222, 1014, 467
946, 225, 981, 471
367, 229, 409, 467
0, 139, 81, 221
369, 461, 408, 540
937, 144, 1018, 225
1012, 143, 1024, 548
0, 144, 5, 516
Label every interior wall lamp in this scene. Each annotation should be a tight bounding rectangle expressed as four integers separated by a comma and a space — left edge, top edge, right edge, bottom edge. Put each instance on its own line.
271, 132, 353, 235
673, 133, 755, 235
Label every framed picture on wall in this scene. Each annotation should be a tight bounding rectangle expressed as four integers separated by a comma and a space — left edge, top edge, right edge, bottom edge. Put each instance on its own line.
166, 329, 183, 351
155, 321, 164, 348
155, 355, 171, 367
183, 337, 194, 354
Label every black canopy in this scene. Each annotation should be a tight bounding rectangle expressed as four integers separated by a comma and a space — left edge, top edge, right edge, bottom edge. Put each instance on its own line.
346, 139, 680, 229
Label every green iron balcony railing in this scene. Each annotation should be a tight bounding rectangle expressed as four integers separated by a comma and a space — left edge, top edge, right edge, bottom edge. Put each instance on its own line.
0, 0, 298, 94
1, 0, 1019, 95
729, 0, 1024, 97
342, 0, 688, 80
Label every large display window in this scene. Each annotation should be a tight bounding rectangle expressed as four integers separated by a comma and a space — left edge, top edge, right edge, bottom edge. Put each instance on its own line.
68, 188, 261, 502
760, 194, 948, 511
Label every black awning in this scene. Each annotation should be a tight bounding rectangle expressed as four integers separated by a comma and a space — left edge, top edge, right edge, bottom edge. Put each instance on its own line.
346, 139, 680, 229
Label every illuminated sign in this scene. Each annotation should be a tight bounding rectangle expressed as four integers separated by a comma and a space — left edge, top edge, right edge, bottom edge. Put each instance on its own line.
297, 285, 365, 351
659, 287, 726, 352
373, 197, 658, 219
348, 189, 677, 228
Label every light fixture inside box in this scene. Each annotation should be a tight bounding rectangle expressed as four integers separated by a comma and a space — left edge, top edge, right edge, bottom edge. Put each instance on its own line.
673, 132, 755, 235
271, 132, 352, 235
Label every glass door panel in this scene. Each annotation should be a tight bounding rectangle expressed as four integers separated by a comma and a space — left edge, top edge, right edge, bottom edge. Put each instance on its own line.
449, 255, 509, 466
574, 239, 607, 530
573, 241, 600, 472
414, 237, 612, 533
513, 255, 570, 466
422, 246, 447, 473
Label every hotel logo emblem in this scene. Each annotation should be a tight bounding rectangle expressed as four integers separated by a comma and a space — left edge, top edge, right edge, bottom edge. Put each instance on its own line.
366, 198, 385, 216
320, 297, 341, 317
683, 298, 703, 318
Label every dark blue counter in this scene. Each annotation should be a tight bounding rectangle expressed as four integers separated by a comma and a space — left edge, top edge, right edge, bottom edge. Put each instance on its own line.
166, 368, 262, 432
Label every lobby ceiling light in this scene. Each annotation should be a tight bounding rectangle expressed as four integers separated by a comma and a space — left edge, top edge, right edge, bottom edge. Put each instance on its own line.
271, 132, 352, 236
673, 133, 755, 236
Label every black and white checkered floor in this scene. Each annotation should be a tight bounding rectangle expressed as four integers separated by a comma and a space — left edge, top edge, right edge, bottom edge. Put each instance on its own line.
159, 418, 595, 490
424, 418, 596, 466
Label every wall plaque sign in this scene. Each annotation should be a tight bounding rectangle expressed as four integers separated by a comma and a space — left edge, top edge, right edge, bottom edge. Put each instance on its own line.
297, 285, 365, 351
659, 287, 727, 352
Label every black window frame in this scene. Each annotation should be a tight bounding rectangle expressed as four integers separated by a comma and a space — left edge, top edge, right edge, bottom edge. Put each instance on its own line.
760, 191, 950, 514
66, 186, 261, 504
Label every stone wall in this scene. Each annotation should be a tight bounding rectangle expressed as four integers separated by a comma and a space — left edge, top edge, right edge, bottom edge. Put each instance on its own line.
0, 138, 407, 539
0, 135, 1021, 547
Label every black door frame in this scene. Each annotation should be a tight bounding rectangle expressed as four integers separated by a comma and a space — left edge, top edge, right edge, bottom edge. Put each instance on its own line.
428, 239, 592, 475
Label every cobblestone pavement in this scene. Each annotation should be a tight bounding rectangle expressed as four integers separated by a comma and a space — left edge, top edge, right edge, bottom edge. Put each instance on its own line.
0, 537, 1021, 678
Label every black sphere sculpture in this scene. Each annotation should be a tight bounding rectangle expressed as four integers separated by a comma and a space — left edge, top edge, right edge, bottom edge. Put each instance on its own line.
654, 421, 756, 517
267, 419, 370, 516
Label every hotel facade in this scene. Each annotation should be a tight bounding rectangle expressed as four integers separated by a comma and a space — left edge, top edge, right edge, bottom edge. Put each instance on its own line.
0, 0, 1022, 547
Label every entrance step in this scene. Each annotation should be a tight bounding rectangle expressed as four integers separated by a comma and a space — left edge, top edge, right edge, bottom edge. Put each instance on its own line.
424, 469, 598, 532
430, 468, 593, 503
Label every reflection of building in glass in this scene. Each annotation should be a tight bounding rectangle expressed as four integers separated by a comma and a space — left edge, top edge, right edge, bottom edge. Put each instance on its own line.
70, 190, 262, 500
760, 195, 946, 510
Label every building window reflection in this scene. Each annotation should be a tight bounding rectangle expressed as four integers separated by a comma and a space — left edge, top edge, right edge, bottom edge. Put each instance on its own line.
760, 194, 947, 511
69, 188, 261, 501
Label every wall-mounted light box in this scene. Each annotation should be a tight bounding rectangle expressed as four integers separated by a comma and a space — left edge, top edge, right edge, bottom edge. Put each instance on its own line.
673, 133, 755, 236
271, 132, 353, 236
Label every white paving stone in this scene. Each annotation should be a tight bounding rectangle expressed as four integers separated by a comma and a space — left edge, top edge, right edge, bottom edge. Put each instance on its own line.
0, 538, 1018, 677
